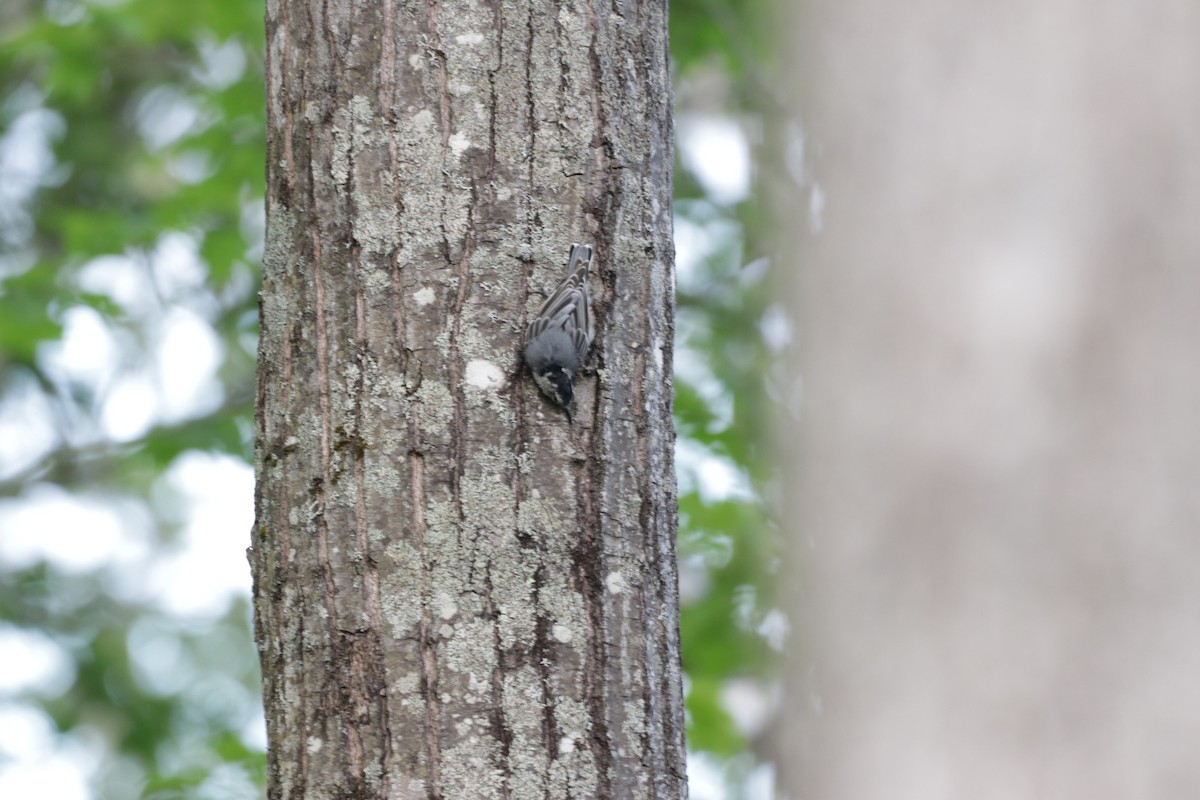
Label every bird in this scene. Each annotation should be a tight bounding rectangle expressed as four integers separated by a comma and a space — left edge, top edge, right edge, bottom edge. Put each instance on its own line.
524, 243, 594, 422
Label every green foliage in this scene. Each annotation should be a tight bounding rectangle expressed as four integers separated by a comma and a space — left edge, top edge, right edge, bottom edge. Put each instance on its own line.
0, 0, 266, 795
670, 0, 774, 82
0, 265, 61, 364
1, 0, 264, 280
671, 0, 784, 777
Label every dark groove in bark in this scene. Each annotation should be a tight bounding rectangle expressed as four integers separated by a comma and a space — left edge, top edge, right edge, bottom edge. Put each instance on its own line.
485, 565, 514, 800
410, 444, 442, 800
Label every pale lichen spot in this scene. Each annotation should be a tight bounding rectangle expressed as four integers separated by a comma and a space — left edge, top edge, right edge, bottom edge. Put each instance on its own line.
445, 620, 497, 695
552, 623, 573, 643
449, 131, 471, 157
436, 591, 458, 620
408, 52, 425, 70
558, 735, 577, 755
465, 359, 506, 391
381, 541, 423, 637
353, 204, 398, 257
412, 108, 435, 130
455, 32, 485, 45
623, 702, 647, 742
605, 571, 627, 594
414, 380, 455, 433
393, 672, 420, 693
553, 699, 590, 737
365, 462, 401, 496
414, 286, 436, 307
349, 94, 373, 122
307, 736, 323, 754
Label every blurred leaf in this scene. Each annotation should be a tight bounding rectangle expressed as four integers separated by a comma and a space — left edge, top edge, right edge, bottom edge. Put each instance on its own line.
670, 0, 773, 80
671, 0, 783, 772
0, 0, 266, 793
686, 675, 746, 755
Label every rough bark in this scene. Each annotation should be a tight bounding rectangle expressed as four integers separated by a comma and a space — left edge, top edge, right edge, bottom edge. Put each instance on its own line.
783, 1, 1200, 797
251, 1, 683, 798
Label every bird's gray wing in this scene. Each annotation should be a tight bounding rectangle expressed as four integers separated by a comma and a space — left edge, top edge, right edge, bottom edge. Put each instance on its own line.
569, 246, 593, 360
565, 244, 593, 277
525, 291, 579, 341
570, 327, 591, 365
526, 244, 594, 347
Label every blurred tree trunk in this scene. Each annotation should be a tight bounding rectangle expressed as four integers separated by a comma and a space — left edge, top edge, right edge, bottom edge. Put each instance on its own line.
782, 1, 1200, 797
250, 1, 684, 798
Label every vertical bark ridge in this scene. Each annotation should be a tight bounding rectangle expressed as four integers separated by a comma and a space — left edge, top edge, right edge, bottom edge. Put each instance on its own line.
410, 446, 443, 798
310, 228, 339, 633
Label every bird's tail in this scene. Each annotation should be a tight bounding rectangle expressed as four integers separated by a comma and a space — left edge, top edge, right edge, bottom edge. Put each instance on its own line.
566, 243, 593, 277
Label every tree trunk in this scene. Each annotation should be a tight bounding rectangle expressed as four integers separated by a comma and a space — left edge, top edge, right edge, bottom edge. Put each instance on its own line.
251, 1, 683, 798
783, 1, 1200, 797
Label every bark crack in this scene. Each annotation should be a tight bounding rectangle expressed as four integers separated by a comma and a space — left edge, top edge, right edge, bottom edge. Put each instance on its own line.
426, 0, 452, 148
378, 0, 397, 111
484, 565, 513, 800
578, 408, 614, 799
311, 221, 339, 634
410, 447, 442, 800
352, 241, 393, 796
295, 613, 310, 797
531, 564, 561, 771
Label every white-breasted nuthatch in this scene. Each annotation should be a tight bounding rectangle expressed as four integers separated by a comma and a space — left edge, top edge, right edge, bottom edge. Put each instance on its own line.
524, 243, 594, 422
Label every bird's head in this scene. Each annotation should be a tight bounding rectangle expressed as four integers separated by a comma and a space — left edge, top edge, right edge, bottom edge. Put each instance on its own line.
534, 367, 575, 421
